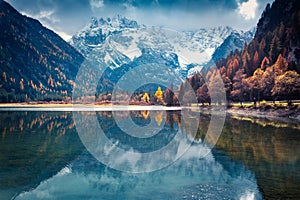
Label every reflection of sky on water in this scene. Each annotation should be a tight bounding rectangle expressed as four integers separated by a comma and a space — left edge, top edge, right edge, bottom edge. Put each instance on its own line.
3, 110, 299, 199
15, 141, 261, 200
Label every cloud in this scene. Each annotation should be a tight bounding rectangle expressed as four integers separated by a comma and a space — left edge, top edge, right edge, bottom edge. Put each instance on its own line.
21, 9, 59, 24
90, 0, 104, 9
6, 0, 274, 37
7, 0, 93, 37
36, 10, 60, 23
21, 10, 71, 41
237, 0, 258, 20
55, 31, 72, 41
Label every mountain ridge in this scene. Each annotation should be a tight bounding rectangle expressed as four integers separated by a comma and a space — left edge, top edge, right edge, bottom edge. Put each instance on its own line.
0, 0, 84, 102
70, 15, 253, 87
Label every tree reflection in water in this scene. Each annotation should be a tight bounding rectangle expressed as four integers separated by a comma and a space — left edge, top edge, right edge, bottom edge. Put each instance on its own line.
0, 110, 299, 199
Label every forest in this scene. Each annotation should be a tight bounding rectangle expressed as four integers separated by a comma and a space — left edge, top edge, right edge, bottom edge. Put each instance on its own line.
177, 0, 300, 107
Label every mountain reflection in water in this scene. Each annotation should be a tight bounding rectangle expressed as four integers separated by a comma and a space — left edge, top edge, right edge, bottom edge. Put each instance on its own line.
0, 110, 299, 199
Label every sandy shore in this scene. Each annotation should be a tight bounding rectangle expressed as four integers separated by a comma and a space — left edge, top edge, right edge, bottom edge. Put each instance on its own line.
227, 107, 300, 121
0, 103, 182, 111
0, 103, 75, 107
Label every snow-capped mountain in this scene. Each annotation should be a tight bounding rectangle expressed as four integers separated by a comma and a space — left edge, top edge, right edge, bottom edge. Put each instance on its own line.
186, 28, 255, 77
70, 16, 253, 92
211, 28, 255, 64
70, 15, 142, 56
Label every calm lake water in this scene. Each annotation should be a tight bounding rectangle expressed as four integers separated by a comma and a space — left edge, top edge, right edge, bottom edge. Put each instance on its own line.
0, 109, 299, 199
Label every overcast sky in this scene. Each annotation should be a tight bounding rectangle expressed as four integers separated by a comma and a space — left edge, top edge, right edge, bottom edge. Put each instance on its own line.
6, 0, 274, 41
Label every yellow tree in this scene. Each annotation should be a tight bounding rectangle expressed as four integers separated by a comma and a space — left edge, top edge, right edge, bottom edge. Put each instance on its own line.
246, 68, 264, 106
261, 66, 275, 100
155, 86, 163, 103
272, 71, 300, 106
141, 92, 150, 103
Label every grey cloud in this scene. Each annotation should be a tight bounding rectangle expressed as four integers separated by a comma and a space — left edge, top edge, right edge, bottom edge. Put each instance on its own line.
5, 0, 275, 39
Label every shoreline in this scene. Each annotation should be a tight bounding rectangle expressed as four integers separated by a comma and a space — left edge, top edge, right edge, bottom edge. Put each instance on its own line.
0, 103, 299, 121
227, 107, 300, 122
0, 103, 182, 111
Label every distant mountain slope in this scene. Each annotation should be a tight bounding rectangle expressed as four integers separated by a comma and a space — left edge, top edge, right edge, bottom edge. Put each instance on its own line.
211, 28, 255, 64
70, 16, 235, 80
187, 28, 255, 76
0, 0, 84, 102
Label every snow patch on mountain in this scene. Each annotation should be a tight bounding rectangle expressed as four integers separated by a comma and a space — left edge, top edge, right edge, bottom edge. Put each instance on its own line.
187, 28, 256, 77
70, 16, 253, 80
211, 28, 256, 63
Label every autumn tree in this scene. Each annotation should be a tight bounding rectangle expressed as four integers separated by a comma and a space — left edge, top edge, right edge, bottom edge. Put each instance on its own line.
252, 51, 259, 69
272, 71, 300, 106
274, 54, 288, 76
155, 86, 163, 104
261, 66, 275, 100
196, 84, 210, 105
222, 75, 232, 106
260, 56, 270, 70
163, 83, 176, 106
141, 93, 150, 103
244, 68, 264, 107
2, 72, 7, 82
19, 78, 24, 91
258, 38, 266, 60
232, 58, 240, 72
205, 71, 212, 81
242, 48, 251, 75
208, 71, 226, 105
226, 64, 233, 78
220, 66, 226, 75
269, 36, 282, 62
230, 69, 246, 105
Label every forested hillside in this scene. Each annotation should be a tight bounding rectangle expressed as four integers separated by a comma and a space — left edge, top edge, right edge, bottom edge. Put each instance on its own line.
182, 0, 300, 106
0, 0, 84, 102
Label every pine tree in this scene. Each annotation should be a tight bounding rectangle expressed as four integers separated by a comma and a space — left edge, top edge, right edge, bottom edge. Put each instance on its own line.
253, 51, 259, 69
260, 56, 270, 70
259, 38, 266, 60
274, 54, 288, 75
242, 48, 251, 75
269, 36, 281, 62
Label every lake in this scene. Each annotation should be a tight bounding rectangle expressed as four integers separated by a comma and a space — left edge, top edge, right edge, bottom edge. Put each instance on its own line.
0, 109, 299, 199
